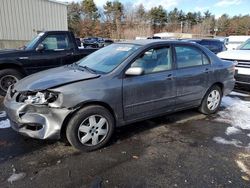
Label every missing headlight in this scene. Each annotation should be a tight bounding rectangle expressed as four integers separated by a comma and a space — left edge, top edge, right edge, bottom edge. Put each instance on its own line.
17, 91, 58, 104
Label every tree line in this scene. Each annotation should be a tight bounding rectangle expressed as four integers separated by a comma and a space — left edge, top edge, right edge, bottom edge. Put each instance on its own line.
68, 0, 250, 39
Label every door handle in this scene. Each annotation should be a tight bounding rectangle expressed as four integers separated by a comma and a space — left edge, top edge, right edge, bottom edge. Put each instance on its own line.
66, 52, 74, 56
19, 57, 29, 60
204, 68, 210, 73
166, 74, 173, 80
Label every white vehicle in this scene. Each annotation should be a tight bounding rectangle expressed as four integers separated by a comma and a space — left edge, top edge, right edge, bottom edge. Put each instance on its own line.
226, 35, 250, 50
218, 39, 250, 87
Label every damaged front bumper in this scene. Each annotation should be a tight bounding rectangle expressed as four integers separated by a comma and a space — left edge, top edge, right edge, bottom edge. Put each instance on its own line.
4, 88, 72, 139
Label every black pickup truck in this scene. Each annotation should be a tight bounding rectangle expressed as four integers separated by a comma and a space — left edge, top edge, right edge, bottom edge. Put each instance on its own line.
0, 31, 97, 95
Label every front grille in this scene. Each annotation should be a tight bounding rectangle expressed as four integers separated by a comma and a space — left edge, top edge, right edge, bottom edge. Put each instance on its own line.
235, 74, 250, 83
237, 61, 250, 68
222, 58, 250, 68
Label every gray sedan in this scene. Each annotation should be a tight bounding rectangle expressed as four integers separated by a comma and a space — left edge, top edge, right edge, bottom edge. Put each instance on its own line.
4, 40, 235, 151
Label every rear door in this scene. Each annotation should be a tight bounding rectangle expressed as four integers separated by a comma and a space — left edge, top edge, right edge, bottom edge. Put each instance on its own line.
123, 46, 176, 121
174, 45, 212, 108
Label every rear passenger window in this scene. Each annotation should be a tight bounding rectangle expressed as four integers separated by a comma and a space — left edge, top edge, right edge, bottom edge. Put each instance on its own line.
175, 46, 209, 68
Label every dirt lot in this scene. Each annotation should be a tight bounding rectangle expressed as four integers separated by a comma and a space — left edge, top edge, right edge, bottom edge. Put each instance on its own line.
0, 91, 250, 188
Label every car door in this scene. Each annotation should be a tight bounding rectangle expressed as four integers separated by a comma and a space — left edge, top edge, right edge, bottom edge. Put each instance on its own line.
174, 45, 212, 108
123, 46, 176, 121
25, 33, 74, 74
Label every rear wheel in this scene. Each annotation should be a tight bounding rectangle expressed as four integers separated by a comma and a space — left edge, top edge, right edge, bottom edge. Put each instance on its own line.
0, 69, 23, 96
66, 105, 115, 152
199, 85, 222, 114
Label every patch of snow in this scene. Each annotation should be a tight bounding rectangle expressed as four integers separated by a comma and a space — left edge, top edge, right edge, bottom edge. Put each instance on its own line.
0, 119, 10, 129
231, 91, 250, 97
213, 137, 243, 148
7, 172, 26, 183
226, 127, 242, 135
216, 96, 250, 131
213, 96, 250, 148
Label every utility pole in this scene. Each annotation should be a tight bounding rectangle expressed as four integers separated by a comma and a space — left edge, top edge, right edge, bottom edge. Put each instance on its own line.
181, 21, 183, 33
214, 28, 218, 37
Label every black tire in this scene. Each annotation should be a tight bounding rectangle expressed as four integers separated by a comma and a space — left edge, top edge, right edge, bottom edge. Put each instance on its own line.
66, 105, 115, 152
199, 85, 222, 115
0, 69, 23, 96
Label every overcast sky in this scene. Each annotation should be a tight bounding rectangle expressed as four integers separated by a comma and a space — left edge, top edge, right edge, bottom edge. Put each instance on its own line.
58, 0, 250, 18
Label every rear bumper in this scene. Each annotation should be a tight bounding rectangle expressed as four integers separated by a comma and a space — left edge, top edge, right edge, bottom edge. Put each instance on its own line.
4, 89, 72, 140
223, 78, 236, 96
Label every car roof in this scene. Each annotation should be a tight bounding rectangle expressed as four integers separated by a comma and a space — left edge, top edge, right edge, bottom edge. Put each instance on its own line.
44, 31, 69, 34
118, 39, 198, 46
184, 38, 222, 43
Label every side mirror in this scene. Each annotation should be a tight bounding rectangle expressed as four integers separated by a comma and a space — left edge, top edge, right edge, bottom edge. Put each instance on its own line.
125, 67, 144, 76
36, 44, 45, 52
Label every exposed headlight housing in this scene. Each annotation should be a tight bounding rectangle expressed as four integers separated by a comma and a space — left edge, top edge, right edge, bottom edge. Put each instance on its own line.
17, 91, 58, 105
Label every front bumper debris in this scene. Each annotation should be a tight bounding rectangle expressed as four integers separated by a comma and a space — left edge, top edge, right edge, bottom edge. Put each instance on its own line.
4, 88, 72, 139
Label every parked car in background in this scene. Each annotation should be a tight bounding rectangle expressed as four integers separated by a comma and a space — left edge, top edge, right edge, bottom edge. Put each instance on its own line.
103, 39, 114, 46
184, 39, 227, 54
215, 36, 228, 45
0, 31, 98, 95
225, 35, 250, 50
4, 40, 235, 151
83, 37, 105, 48
147, 36, 161, 39
82, 37, 114, 48
218, 38, 250, 88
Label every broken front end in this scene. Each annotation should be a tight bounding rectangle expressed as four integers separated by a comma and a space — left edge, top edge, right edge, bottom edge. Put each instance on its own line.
4, 86, 72, 139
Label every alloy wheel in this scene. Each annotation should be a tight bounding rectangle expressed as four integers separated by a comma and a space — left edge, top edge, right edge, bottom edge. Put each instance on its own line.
207, 90, 221, 111
78, 115, 109, 146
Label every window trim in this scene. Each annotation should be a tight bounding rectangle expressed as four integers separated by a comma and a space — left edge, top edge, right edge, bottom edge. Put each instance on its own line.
124, 44, 174, 77
173, 44, 211, 69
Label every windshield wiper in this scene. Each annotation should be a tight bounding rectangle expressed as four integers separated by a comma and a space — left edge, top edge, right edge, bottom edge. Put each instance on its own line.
70, 63, 103, 74
81, 66, 98, 74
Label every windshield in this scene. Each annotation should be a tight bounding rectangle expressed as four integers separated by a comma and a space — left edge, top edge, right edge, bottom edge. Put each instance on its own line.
239, 39, 250, 50
78, 43, 141, 73
25, 32, 44, 50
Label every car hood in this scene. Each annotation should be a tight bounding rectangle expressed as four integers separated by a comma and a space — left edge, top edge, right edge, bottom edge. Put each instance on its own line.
0, 49, 27, 58
0, 49, 20, 53
14, 66, 100, 92
217, 50, 250, 61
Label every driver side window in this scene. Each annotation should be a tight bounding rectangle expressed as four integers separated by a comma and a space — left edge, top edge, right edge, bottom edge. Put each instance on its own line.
41, 34, 71, 50
131, 47, 172, 74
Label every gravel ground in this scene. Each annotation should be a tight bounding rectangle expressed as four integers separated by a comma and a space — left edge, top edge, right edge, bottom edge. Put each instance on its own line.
0, 92, 250, 188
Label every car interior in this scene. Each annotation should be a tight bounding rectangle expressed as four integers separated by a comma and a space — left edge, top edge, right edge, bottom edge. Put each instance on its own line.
131, 47, 172, 74
175, 46, 203, 68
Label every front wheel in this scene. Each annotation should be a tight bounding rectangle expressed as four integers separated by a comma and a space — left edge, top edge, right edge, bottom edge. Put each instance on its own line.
66, 105, 115, 152
199, 85, 222, 115
0, 69, 23, 96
